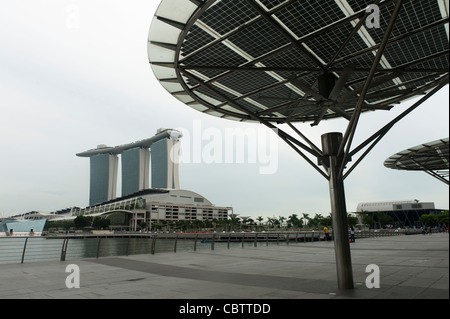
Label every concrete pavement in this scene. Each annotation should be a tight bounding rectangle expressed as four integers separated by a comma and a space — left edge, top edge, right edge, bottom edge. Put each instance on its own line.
0, 233, 447, 299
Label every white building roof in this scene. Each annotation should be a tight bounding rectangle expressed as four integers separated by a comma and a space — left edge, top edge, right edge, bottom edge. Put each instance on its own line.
356, 199, 435, 212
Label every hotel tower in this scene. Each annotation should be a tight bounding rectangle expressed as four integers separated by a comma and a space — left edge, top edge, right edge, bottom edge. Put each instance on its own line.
77, 129, 182, 206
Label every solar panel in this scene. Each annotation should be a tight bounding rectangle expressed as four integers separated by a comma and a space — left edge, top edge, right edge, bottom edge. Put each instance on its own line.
384, 138, 449, 184
148, 0, 449, 125
147, 1, 448, 291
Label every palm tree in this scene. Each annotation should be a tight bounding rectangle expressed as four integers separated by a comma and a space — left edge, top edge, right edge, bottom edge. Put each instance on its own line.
302, 213, 310, 229
288, 214, 301, 229
257, 216, 264, 231
266, 217, 275, 230
230, 217, 241, 231
278, 216, 286, 230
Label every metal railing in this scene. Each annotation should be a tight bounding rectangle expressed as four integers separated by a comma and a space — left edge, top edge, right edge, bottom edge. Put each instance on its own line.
0, 229, 418, 264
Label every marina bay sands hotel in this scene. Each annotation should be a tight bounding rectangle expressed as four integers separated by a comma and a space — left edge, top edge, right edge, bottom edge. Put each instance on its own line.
77, 129, 182, 206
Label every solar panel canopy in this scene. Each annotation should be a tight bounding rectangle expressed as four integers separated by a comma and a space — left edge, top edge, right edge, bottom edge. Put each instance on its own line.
148, 0, 449, 125
384, 138, 449, 172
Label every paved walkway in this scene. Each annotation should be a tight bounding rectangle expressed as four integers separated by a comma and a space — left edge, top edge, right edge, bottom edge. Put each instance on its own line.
0, 233, 447, 299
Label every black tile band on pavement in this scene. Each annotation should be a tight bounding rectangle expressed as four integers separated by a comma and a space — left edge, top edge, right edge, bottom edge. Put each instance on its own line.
90, 257, 334, 295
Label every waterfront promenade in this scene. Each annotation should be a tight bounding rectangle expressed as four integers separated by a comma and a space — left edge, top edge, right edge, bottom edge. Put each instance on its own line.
0, 233, 447, 299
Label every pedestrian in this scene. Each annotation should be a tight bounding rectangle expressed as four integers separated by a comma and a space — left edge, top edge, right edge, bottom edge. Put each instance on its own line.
350, 226, 355, 243
324, 226, 330, 241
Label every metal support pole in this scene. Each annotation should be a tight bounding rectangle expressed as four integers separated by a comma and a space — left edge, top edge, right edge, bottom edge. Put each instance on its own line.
322, 133, 354, 290
151, 235, 157, 255
21, 237, 29, 264
126, 237, 130, 256
96, 238, 102, 259
194, 234, 199, 252
174, 234, 179, 253
60, 238, 69, 261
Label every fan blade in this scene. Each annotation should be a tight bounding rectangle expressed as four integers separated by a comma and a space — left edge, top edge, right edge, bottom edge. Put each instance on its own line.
288, 77, 327, 101
311, 107, 328, 127
328, 106, 352, 120
361, 104, 394, 111
281, 106, 322, 123
338, 69, 404, 102
328, 65, 355, 101
365, 88, 414, 100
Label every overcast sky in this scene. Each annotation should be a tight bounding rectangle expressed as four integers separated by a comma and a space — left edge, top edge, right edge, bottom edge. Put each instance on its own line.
1, 0, 448, 220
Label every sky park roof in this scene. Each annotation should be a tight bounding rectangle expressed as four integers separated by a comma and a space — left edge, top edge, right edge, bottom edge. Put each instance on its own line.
76, 129, 182, 157
148, 0, 449, 125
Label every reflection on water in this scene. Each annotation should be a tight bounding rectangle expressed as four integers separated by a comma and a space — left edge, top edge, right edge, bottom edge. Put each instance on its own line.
0, 237, 270, 264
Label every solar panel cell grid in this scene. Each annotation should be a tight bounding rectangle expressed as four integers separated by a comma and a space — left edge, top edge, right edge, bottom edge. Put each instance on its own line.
149, 0, 449, 124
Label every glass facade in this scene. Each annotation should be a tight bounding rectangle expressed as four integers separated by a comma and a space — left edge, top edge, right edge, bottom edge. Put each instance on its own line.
151, 139, 170, 188
122, 148, 150, 197
89, 154, 118, 206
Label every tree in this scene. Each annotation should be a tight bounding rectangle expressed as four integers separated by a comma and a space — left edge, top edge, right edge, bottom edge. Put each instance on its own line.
74, 215, 93, 229
92, 216, 110, 230
278, 216, 286, 230
302, 213, 310, 229
287, 214, 302, 229
347, 214, 359, 227
375, 212, 394, 228
322, 214, 333, 227
360, 211, 376, 228
139, 222, 148, 231
229, 217, 241, 231
419, 211, 449, 227
266, 217, 279, 229
256, 216, 264, 231
438, 211, 449, 225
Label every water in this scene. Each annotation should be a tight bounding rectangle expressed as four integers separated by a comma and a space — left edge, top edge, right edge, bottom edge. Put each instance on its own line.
0, 236, 277, 264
